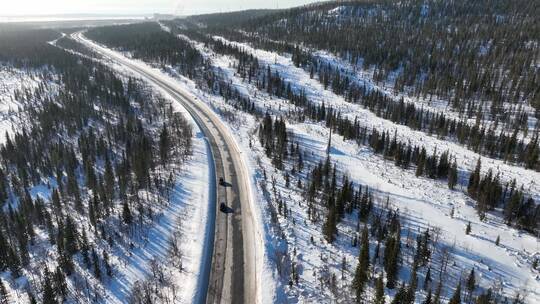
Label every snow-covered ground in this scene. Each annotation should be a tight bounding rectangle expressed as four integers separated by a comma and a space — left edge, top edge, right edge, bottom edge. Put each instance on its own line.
0, 66, 51, 143
0, 56, 214, 303
101, 95, 212, 304
211, 36, 540, 202
159, 65, 285, 304
309, 49, 538, 141
288, 121, 540, 302
170, 30, 540, 303
76, 32, 278, 303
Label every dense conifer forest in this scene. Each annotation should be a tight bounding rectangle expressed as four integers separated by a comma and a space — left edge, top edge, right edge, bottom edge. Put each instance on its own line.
86, 22, 204, 78
0, 25, 193, 303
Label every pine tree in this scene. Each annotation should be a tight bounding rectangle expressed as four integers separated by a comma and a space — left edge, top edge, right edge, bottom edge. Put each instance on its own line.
466, 269, 476, 302
465, 222, 472, 235
122, 200, 132, 225
54, 266, 67, 300
448, 159, 458, 190
374, 276, 385, 304
384, 235, 400, 289
468, 158, 481, 198
448, 281, 462, 304
433, 281, 442, 304
422, 289, 432, 304
159, 125, 170, 166
92, 249, 101, 280
353, 226, 370, 300
42, 269, 56, 304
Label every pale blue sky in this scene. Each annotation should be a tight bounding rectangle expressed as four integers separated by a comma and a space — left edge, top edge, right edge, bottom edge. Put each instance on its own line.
2, 0, 320, 16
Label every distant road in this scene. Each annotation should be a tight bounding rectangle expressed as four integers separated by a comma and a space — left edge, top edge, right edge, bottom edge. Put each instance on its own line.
73, 32, 258, 304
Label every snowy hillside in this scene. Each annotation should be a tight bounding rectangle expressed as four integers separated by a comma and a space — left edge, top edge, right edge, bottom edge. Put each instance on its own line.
0, 1, 538, 303
174, 32, 540, 303
166, 10, 539, 302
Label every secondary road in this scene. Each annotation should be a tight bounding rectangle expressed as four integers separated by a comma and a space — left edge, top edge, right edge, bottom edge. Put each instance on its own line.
73, 32, 258, 304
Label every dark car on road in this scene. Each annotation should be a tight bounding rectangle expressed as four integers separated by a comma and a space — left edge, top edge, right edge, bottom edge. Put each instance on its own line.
219, 202, 227, 212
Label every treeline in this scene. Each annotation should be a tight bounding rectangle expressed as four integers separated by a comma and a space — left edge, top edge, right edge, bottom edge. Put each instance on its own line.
184, 33, 539, 233
85, 22, 204, 79
0, 26, 193, 303
303, 100, 539, 233
305, 56, 540, 171
0, 25, 65, 68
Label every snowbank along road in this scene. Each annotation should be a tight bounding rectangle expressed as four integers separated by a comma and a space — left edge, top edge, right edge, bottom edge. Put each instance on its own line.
73, 32, 259, 304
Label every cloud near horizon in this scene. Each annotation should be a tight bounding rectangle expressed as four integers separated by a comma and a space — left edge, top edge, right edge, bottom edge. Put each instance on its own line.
1, 0, 320, 16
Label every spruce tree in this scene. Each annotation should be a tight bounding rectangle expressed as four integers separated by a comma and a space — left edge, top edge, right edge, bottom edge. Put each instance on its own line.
475, 289, 493, 304
423, 267, 432, 291
374, 276, 385, 304
391, 284, 408, 304
406, 263, 418, 304
92, 249, 101, 280
353, 226, 370, 300
159, 125, 170, 166
384, 233, 400, 289
466, 269, 476, 302
448, 282, 462, 304
448, 160, 458, 190
103, 250, 113, 277
54, 267, 67, 300
122, 200, 133, 225
465, 222, 472, 235
104, 154, 115, 197
28, 293, 37, 304
42, 269, 56, 304
323, 195, 337, 243
422, 289, 432, 304
468, 158, 481, 198
0, 230, 8, 270
433, 281, 442, 304
63, 216, 78, 255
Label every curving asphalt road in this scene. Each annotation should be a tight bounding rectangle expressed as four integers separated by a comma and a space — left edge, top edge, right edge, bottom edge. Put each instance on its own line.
73, 32, 258, 304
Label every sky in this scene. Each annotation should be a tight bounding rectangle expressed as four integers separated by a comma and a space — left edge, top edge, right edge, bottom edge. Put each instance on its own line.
0, 0, 320, 16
